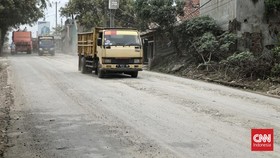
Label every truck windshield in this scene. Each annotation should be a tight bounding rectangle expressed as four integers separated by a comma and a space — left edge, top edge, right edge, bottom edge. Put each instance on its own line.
39, 40, 53, 46
104, 35, 141, 46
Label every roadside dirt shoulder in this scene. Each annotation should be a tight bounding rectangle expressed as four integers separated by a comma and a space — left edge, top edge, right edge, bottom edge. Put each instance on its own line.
151, 54, 280, 97
0, 57, 12, 157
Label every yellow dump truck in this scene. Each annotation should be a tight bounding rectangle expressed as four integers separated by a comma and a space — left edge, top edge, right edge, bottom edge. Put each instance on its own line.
78, 27, 143, 78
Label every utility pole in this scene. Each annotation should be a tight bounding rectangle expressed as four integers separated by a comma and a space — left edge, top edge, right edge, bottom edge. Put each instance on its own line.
109, 0, 119, 27
55, 1, 57, 29
52, 1, 60, 32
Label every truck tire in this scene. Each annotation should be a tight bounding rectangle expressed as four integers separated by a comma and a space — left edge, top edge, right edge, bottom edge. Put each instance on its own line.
97, 68, 104, 78
27, 50, 31, 54
130, 71, 138, 78
78, 55, 81, 71
94, 59, 99, 75
94, 68, 98, 75
80, 57, 90, 74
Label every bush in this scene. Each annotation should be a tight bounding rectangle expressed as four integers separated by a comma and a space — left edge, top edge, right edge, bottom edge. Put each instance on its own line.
225, 51, 255, 66
222, 51, 257, 78
272, 46, 280, 62
173, 16, 237, 65
271, 64, 280, 76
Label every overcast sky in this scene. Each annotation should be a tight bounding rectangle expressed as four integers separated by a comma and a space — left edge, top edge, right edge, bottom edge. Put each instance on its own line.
9, 0, 69, 42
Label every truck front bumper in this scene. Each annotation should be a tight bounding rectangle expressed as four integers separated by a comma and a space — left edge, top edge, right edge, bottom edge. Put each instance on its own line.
100, 64, 143, 72
39, 50, 55, 54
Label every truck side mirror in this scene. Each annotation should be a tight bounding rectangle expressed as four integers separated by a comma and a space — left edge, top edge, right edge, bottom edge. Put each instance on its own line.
97, 38, 102, 46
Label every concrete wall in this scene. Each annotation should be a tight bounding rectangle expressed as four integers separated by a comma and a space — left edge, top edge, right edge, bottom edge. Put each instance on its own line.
200, 0, 237, 30
236, 0, 265, 33
61, 19, 77, 54
237, 0, 274, 46
200, 0, 279, 53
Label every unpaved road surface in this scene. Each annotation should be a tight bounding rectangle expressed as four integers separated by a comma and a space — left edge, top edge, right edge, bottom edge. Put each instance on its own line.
0, 58, 12, 157
3, 53, 280, 158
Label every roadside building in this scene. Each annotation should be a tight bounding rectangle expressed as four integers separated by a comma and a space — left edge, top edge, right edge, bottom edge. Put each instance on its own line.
200, 0, 280, 54
182, 0, 200, 20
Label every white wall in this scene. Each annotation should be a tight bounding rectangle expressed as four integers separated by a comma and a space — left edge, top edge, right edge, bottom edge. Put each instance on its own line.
201, 0, 274, 47
200, 0, 237, 30
236, 0, 272, 46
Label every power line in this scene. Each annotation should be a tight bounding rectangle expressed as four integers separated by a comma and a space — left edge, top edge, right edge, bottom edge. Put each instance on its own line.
200, 0, 234, 15
185, 0, 234, 19
198, 0, 233, 11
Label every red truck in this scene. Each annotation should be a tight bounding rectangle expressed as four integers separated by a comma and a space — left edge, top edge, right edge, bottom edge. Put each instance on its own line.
12, 31, 32, 55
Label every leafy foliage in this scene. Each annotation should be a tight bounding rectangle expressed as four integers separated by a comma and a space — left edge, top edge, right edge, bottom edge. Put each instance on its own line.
0, 0, 46, 27
272, 46, 280, 60
221, 52, 257, 78
271, 63, 280, 76
221, 50, 280, 79
0, 0, 47, 52
134, 0, 185, 31
60, 0, 137, 30
224, 51, 255, 66
264, 0, 280, 15
173, 16, 236, 64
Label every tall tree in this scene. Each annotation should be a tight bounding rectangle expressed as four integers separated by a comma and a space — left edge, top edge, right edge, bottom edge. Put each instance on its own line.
60, 0, 137, 30
0, 0, 47, 53
134, 0, 185, 31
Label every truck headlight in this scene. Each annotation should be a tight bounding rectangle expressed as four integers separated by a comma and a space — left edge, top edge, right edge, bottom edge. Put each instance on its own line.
134, 59, 141, 64
103, 59, 111, 64
39, 48, 43, 51
50, 48, 54, 50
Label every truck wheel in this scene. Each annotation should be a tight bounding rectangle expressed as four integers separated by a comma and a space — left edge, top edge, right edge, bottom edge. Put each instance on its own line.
97, 68, 104, 78
27, 50, 31, 54
130, 71, 138, 78
78, 55, 81, 71
94, 68, 98, 75
94, 60, 99, 75
38, 53, 43, 56
80, 57, 90, 74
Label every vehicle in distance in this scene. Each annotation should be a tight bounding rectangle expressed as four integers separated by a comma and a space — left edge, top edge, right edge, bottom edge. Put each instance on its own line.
78, 27, 143, 78
38, 36, 55, 56
11, 31, 32, 55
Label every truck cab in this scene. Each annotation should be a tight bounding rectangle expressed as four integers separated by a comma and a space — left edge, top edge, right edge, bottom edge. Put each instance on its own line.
97, 29, 142, 77
78, 28, 143, 78
38, 36, 55, 56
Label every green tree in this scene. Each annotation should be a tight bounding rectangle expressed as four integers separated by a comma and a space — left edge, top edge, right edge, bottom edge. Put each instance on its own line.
0, 0, 47, 53
134, 0, 185, 31
60, 0, 137, 30
173, 16, 221, 57
265, 0, 280, 15
52, 25, 63, 35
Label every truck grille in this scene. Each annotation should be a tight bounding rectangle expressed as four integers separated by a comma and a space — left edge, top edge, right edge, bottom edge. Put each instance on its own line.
111, 59, 134, 64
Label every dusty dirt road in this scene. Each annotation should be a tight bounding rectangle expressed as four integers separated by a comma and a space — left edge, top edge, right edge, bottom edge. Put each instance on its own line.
3, 53, 280, 158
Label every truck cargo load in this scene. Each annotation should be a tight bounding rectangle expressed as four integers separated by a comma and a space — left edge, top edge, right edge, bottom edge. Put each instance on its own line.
12, 31, 32, 55
78, 27, 143, 78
